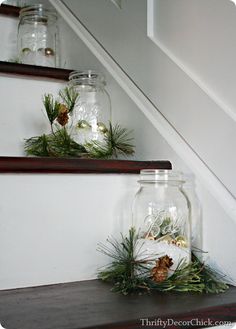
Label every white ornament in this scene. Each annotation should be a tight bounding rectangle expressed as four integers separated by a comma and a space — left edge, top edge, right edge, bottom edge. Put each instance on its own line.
0, 323, 6, 329
230, 0, 236, 5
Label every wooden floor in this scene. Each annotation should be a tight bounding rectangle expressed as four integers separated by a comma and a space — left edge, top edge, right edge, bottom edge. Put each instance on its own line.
0, 280, 235, 329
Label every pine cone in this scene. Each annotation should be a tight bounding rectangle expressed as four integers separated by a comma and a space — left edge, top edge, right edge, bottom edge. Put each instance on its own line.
151, 267, 168, 282
57, 104, 69, 126
158, 255, 173, 268
151, 255, 173, 283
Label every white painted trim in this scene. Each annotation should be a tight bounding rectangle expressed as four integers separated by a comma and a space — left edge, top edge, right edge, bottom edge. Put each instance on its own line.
50, 0, 236, 222
147, 0, 154, 39
110, 0, 122, 9
147, 0, 236, 125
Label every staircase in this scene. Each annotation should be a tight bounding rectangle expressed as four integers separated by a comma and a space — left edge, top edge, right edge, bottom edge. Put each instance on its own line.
0, 1, 235, 328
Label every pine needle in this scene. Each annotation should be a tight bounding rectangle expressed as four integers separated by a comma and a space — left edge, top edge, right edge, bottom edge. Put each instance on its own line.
24, 134, 51, 157
108, 123, 135, 157
43, 94, 60, 127
98, 227, 229, 295
59, 87, 79, 113
48, 129, 86, 157
25, 130, 86, 158
85, 122, 135, 159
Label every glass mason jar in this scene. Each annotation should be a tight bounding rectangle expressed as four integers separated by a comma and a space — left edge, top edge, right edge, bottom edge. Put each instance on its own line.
132, 169, 191, 275
18, 5, 58, 67
3, 0, 22, 6
68, 70, 111, 145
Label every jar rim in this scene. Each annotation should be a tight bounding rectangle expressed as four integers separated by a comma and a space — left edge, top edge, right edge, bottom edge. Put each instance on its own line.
19, 4, 57, 20
139, 169, 185, 183
69, 70, 106, 86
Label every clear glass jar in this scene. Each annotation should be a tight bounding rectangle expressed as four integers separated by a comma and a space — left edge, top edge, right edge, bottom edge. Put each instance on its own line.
18, 4, 58, 67
3, 0, 22, 6
68, 70, 111, 145
132, 169, 191, 274
182, 175, 202, 249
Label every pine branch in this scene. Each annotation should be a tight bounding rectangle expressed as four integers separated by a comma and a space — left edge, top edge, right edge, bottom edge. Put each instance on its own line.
85, 122, 135, 159
98, 227, 229, 295
25, 130, 87, 158
108, 123, 135, 157
43, 94, 60, 127
59, 87, 79, 113
24, 135, 51, 157
48, 129, 86, 157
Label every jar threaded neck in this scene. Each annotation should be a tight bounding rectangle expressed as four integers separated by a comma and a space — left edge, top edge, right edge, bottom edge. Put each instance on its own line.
69, 70, 106, 87
139, 169, 184, 183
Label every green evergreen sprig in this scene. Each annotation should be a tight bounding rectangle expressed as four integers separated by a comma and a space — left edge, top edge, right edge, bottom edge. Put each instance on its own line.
59, 87, 79, 113
24, 134, 51, 157
25, 129, 86, 158
25, 123, 135, 159
98, 227, 229, 295
84, 123, 135, 158
43, 94, 60, 129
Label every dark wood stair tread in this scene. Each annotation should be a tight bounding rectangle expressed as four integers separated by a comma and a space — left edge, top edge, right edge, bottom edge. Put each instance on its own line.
0, 4, 20, 17
0, 280, 235, 329
0, 157, 172, 174
0, 61, 72, 81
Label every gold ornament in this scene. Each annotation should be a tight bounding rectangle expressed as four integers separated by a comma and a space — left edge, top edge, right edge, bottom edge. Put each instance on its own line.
21, 48, 31, 54
144, 232, 155, 240
151, 255, 173, 283
45, 47, 55, 57
156, 234, 172, 244
77, 120, 91, 129
97, 122, 108, 134
175, 236, 187, 248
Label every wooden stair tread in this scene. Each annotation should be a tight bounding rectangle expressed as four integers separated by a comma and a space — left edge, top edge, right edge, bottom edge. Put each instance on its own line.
0, 280, 235, 329
0, 61, 72, 81
0, 157, 172, 174
0, 4, 20, 17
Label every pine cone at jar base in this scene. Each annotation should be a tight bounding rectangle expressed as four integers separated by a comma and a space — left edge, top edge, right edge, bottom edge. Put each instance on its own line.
151, 267, 168, 282
151, 255, 174, 283
57, 104, 69, 126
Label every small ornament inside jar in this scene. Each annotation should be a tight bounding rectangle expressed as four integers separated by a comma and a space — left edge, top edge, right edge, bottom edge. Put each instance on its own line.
133, 170, 191, 280
18, 4, 58, 67
68, 70, 111, 145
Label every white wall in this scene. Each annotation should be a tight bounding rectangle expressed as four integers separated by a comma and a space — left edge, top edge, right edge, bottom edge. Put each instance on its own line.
154, 0, 236, 117
0, 174, 138, 290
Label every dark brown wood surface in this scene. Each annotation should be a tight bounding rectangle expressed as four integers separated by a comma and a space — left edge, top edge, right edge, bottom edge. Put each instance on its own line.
0, 4, 20, 17
0, 61, 72, 81
0, 280, 235, 329
0, 156, 172, 174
